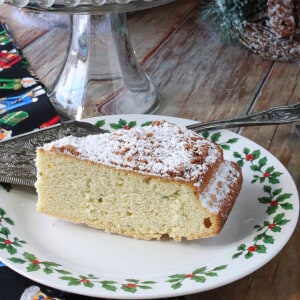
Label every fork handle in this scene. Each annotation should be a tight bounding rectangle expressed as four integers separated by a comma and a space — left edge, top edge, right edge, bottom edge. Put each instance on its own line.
187, 102, 300, 132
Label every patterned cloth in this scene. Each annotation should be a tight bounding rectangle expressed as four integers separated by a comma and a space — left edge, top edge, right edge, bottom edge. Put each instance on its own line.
0, 21, 60, 141
0, 21, 92, 300
0, 265, 100, 299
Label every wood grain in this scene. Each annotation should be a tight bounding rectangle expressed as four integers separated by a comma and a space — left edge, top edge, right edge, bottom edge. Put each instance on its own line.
129, 0, 200, 62
0, 1, 299, 299
0, 5, 56, 47
149, 6, 274, 121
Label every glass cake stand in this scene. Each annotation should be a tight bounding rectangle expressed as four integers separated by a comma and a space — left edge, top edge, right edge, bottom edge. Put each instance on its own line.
3, 0, 174, 119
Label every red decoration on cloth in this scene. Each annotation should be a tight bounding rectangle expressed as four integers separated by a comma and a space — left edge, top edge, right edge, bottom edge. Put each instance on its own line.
0, 21, 60, 141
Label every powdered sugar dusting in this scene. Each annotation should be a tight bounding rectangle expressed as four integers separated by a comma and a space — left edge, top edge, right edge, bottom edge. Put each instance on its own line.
201, 161, 241, 213
42, 121, 222, 185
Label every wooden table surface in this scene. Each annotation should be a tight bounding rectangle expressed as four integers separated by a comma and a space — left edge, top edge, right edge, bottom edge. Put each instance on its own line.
1, 1, 299, 299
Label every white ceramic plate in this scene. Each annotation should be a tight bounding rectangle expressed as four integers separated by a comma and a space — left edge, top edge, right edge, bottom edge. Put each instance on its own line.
0, 114, 298, 299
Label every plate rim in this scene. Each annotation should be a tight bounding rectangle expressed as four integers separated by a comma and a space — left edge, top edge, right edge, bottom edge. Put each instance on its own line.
0, 114, 298, 299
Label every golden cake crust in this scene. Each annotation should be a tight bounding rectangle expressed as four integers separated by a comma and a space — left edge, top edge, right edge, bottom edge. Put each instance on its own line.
36, 121, 243, 241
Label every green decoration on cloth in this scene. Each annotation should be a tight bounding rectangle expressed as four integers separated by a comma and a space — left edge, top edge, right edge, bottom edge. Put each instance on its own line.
0, 21, 60, 139
0, 111, 29, 127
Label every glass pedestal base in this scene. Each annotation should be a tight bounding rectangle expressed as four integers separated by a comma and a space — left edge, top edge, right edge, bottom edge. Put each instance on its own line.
3, 0, 174, 119
50, 14, 159, 119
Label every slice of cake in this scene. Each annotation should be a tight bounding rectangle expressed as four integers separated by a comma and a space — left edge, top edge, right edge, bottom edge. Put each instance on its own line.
35, 121, 243, 241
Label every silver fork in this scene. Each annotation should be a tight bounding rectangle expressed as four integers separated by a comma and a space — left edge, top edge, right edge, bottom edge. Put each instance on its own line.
187, 102, 300, 132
